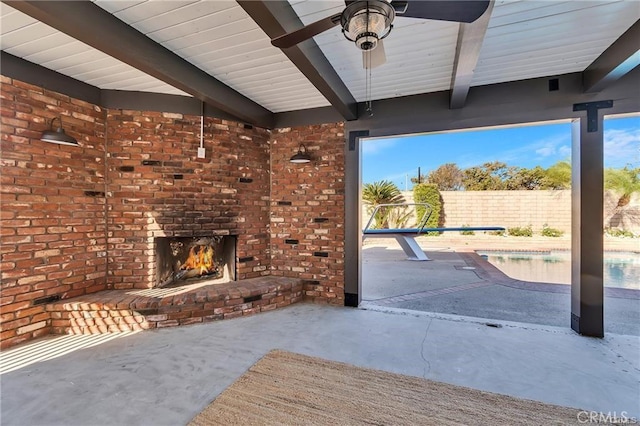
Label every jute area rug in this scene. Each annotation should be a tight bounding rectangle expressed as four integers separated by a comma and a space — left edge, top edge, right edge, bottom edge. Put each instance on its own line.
189, 350, 582, 425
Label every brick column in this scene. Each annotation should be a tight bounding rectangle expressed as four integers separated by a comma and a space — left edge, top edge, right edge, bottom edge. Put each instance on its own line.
269, 123, 346, 304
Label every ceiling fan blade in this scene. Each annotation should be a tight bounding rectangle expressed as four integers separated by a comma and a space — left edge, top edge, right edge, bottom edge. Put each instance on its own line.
346, 0, 408, 13
391, 1, 409, 14
271, 13, 342, 49
363, 40, 386, 69
399, 0, 490, 23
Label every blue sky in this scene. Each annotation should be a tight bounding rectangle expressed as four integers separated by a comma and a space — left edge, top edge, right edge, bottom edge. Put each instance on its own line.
362, 115, 640, 188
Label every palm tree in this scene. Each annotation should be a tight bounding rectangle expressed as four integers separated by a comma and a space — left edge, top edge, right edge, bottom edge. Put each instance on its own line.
604, 166, 640, 229
362, 180, 406, 229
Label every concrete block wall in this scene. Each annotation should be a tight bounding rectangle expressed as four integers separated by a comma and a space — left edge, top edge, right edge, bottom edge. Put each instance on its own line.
439, 190, 572, 232
386, 190, 639, 234
363, 191, 572, 232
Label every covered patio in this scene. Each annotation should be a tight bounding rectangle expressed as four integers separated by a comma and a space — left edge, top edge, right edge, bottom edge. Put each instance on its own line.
2, 303, 639, 425
1, 0, 639, 424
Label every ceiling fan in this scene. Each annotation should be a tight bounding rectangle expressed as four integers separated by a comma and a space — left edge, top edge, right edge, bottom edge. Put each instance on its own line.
272, 0, 490, 69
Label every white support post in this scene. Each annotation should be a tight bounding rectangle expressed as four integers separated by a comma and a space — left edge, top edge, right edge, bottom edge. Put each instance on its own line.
395, 236, 431, 261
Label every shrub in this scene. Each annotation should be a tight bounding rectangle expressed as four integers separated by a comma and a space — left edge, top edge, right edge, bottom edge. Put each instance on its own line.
489, 230, 505, 236
508, 225, 533, 237
460, 224, 475, 235
413, 183, 442, 236
605, 228, 638, 238
541, 224, 564, 237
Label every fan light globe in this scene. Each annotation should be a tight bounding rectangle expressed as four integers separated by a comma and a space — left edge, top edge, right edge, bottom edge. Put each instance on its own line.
341, 0, 394, 51
348, 11, 387, 50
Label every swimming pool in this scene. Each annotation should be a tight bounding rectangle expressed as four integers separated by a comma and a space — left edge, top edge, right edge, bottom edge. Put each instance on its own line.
477, 251, 640, 290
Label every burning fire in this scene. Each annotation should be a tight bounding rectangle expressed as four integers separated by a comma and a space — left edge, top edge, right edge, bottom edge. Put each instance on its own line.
180, 245, 216, 278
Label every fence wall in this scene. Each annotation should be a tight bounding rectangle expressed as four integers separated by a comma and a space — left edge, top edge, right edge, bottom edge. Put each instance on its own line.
361, 190, 640, 234
440, 190, 572, 232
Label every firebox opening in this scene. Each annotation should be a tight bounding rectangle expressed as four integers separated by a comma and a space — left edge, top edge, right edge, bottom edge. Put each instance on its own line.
155, 235, 236, 288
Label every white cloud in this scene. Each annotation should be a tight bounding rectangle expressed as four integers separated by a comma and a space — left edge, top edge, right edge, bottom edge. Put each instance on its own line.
604, 128, 640, 168
362, 138, 399, 155
535, 145, 558, 157
480, 134, 571, 167
558, 145, 572, 158
435, 132, 572, 169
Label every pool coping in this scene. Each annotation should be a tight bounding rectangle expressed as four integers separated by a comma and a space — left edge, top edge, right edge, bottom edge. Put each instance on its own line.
459, 251, 639, 300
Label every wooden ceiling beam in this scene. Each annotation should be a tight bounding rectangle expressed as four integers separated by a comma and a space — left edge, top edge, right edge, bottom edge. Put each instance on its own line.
449, 1, 494, 109
238, 0, 358, 121
583, 19, 640, 93
4, 0, 274, 128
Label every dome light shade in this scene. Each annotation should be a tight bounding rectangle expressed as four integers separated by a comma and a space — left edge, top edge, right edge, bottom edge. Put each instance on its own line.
41, 117, 79, 146
290, 144, 311, 163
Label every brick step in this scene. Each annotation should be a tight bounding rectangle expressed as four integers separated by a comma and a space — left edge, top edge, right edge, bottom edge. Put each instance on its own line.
47, 277, 304, 335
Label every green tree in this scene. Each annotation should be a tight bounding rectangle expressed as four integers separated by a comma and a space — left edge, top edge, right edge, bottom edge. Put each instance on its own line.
362, 180, 406, 229
461, 161, 572, 190
413, 183, 442, 235
462, 161, 510, 190
543, 160, 571, 189
505, 166, 548, 190
604, 166, 640, 228
426, 163, 463, 191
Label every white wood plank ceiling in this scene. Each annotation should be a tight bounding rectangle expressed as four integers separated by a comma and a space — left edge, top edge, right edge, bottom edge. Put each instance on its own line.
291, 0, 639, 101
1, 0, 638, 115
0, 2, 189, 96
474, 0, 640, 86
93, 0, 330, 112
291, 0, 461, 101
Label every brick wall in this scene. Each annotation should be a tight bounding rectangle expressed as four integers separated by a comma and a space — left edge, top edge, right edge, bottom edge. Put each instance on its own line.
106, 111, 271, 289
1, 76, 107, 348
1, 77, 349, 348
269, 124, 346, 305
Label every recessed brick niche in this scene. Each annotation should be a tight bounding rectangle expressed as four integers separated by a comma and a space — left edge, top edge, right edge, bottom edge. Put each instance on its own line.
0, 76, 346, 349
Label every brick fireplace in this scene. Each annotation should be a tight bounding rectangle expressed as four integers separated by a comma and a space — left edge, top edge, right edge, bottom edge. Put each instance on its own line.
105, 109, 272, 291
155, 235, 236, 288
0, 76, 346, 349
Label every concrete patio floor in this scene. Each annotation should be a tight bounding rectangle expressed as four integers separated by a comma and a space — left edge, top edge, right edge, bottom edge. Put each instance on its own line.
1, 238, 639, 425
1, 303, 639, 425
361, 241, 640, 336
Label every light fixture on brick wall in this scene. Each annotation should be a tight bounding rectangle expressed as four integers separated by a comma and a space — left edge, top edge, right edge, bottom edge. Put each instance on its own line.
289, 144, 311, 163
40, 117, 79, 146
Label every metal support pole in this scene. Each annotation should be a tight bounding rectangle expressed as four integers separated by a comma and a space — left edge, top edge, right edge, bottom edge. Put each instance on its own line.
345, 130, 368, 307
570, 100, 612, 337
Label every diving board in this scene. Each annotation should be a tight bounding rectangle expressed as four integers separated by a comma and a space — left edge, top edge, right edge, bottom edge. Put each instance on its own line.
362, 203, 505, 261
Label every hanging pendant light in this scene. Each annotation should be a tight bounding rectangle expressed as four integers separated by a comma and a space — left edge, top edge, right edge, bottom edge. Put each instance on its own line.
289, 144, 311, 163
40, 117, 79, 146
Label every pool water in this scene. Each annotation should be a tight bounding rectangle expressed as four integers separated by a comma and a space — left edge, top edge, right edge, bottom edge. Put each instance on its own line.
478, 251, 640, 290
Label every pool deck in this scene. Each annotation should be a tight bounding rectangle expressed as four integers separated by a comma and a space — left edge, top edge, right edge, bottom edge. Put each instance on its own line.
362, 235, 640, 336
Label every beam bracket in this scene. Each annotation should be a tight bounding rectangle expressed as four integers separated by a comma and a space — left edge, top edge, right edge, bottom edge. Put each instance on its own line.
348, 130, 369, 151
572, 100, 613, 132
